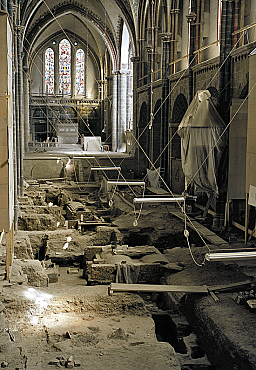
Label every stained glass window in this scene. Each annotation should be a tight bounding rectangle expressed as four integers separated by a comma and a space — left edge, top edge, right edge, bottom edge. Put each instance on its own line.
76, 48, 85, 95
45, 48, 54, 94
59, 39, 71, 95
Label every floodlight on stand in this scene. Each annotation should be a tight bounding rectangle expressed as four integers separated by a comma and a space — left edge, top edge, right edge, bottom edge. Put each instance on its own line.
73, 156, 95, 159
107, 181, 145, 186
205, 251, 256, 262
133, 197, 185, 204
91, 167, 121, 171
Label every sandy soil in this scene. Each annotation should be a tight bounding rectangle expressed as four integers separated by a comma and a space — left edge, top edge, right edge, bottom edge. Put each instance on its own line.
2, 182, 256, 370
1, 268, 181, 370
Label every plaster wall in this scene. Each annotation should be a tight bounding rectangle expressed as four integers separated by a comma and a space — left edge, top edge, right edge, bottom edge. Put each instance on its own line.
24, 159, 64, 179
31, 53, 43, 94
86, 55, 98, 99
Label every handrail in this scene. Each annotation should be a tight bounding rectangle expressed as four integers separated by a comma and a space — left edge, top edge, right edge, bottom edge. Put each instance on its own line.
232, 21, 256, 36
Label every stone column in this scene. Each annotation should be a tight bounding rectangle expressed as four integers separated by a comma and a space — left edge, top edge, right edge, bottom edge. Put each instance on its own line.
23, 66, 30, 152
160, 33, 172, 178
98, 80, 107, 136
146, 45, 153, 164
186, 11, 197, 104
54, 46, 59, 95
71, 45, 76, 97
112, 71, 118, 151
16, 25, 24, 196
131, 56, 139, 156
119, 71, 130, 151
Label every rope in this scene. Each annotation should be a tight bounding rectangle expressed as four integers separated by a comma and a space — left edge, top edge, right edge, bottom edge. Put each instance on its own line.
132, 182, 146, 226
21, 3, 254, 266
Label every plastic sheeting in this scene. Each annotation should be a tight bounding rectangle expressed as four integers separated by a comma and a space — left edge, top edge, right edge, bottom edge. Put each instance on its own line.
146, 167, 161, 188
177, 90, 228, 197
116, 263, 140, 284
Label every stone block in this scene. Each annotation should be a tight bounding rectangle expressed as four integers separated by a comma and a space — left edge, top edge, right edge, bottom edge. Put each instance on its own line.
47, 273, 58, 283
48, 358, 60, 365
74, 359, 81, 367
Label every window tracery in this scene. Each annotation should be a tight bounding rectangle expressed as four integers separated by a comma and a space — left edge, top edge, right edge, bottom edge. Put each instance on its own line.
59, 39, 71, 95
45, 48, 54, 94
76, 48, 85, 95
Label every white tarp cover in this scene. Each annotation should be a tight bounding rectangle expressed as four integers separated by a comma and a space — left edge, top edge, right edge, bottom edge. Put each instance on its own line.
147, 167, 161, 188
177, 90, 228, 196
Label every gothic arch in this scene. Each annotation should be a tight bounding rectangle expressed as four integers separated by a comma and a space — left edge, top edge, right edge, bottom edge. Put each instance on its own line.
138, 102, 149, 173
153, 99, 162, 167
172, 93, 188, 159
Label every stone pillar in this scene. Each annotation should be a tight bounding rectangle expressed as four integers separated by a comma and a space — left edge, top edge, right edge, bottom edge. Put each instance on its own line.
186, 11, 197, 104
16, 25, 24, 196
112, 71, 118, 151
131, 56, 139, 134
119, 71, 130, 151
54, 47, 59, 95
71, 45, 76, 97
98, 80, 107, 136
219, 0, 235, 123
23, 66, 30, 152
146, 45, 153, 164
14, 30, 20, 196
161, 33, 172, 178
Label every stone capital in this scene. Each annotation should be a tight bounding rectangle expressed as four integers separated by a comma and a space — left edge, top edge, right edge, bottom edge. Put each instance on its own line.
131, 56, 139, 63
160, 33, 172, 42
186, 13, 197, 24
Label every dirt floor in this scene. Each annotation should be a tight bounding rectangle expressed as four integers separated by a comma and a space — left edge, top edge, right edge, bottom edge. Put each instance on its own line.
0, 180, 256, 369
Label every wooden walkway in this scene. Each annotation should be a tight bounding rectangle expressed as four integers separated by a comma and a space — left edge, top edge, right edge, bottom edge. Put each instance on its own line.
168, 208, 229, 247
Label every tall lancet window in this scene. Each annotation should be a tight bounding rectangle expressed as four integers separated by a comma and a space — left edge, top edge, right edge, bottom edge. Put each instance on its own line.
59, 39, 71, 95
45, 48, 54, 94
76, 48, 85, 95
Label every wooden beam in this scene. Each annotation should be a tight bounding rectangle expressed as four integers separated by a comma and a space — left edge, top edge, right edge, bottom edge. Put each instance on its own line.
108, 283, 208, 296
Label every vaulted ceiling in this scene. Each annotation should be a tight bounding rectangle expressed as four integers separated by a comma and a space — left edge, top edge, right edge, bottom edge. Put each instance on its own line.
21, 0, 138, 72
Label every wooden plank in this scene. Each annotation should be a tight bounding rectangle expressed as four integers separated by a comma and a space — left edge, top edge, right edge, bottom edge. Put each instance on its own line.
210, 280, 251, 293
169, 209, 229, 246
147, 187, 168, 195
0, 231, 4, 245
194, 203, 216, 216
108, 283, 208, 296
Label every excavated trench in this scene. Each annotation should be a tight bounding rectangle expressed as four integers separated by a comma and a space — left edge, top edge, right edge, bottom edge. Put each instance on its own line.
15, 183, 252, 370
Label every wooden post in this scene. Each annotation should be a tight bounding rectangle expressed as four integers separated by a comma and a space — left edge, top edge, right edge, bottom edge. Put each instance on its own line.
224, 199, 231, 227
245, 193, 249, 244
6, 231, 11, 280
5, 223, 14, 281
203, 193, 214, 219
